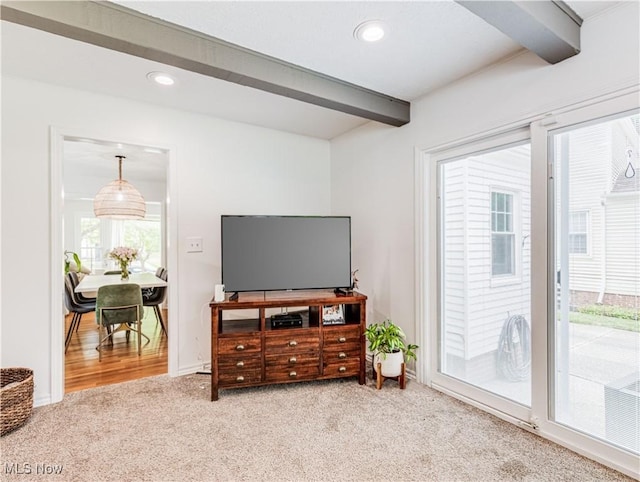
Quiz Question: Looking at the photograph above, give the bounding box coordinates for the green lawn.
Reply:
[569,311,640,332]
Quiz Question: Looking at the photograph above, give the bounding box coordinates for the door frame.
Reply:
[530,92,639,478]
[415,86,639,478]
[427,127,533,425]
[49,126,179,403]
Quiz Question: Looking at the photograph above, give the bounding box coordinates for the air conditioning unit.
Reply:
[605,371,639,453]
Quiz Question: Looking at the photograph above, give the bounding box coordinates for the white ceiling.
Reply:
[1,1,621,185]
[114,0,524,100]
[112,1,620,100]
[2,1,619,140]
[64,138,169,185]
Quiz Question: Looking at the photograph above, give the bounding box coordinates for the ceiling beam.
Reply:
[0,1,410,127]
[456,1,582,64]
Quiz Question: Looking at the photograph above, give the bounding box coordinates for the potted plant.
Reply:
[64,251,82,274]
[364,320,418,378]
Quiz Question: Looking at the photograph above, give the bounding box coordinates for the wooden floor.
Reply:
[64,307,168,393]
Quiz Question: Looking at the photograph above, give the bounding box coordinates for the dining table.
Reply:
[75,272,168,294]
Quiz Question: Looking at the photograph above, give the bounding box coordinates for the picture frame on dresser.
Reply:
[322,304,345,325]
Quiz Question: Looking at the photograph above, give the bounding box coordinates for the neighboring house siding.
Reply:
[442,160,467,359]
[442,146,530,362]
[465,151,530,360]
[564,125,611,293]
[563,115,640,301]
[605,194,640,297]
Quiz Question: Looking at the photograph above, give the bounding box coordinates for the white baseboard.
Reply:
[177,362,210,377]
[34,395,52,408]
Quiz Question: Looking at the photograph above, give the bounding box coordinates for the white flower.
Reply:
[108,246,139,264]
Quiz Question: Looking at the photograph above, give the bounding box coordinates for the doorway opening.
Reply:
[62,137,169,392]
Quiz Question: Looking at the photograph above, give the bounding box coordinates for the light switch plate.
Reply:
[186,236,203,253]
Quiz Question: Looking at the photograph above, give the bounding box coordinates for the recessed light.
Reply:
[147,71,176,86]
[354,20,386,42]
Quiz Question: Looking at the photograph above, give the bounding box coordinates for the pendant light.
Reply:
[93,155,146,219]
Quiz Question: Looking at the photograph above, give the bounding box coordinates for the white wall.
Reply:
[1,77,330,404]
[330,3,639,347]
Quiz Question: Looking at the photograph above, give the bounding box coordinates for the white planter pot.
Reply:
[374,351,404,377]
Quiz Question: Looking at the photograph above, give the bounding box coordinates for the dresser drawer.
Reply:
[218,354,262,386]
[219,369,262,387]
[265,332,319,353]
[218,336,262,355]
[218,355,262,371]
[265,364,320,383]
[323,326,361,350]
[265,352,319,369]
[323,358,361,377]
[322,347,360,364]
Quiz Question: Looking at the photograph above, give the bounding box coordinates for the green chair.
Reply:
[95,283,149,361]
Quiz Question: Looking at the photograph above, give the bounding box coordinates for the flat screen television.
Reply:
[221,215,351,293]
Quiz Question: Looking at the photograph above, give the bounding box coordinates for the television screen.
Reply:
[221,215,351,292]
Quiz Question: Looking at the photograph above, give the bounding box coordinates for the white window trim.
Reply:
[74,211,104,272]
[531,95,639,479]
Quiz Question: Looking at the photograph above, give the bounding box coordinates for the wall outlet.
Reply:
[186,236,203,253]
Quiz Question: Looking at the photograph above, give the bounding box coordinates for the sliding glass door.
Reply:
[551,110,640,455]
[434,137,532,420]
[424,97,639,476]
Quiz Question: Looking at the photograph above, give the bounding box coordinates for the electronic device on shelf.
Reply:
[270,312,303,329]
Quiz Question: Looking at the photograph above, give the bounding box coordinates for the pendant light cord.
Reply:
[116,155,126,181]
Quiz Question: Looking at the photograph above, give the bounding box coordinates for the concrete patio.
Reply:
[479,322,639,453]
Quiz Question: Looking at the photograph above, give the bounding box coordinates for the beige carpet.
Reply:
[0,374,633,481]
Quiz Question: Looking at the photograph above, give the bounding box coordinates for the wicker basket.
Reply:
[1,367,34,436]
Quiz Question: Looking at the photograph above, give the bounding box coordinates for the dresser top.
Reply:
[210,289,366,308]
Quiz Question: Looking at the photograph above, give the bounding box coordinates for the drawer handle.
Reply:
[289,356,297,364]
[236,376,245,382]
[236,360,245,368]
[289,371,297,378]
[288,340,298,347]
[235,344,245,351]
[338,337,347,343]
[338,352,347,359]
[338,366,347,373]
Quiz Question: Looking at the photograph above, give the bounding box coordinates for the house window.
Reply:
[568,211,588,254]
[73,205,163,273]
[491,191,515,276]
[120,216,162,272]
[79,217,102,271]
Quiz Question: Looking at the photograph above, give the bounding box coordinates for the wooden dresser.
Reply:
[210,290,367,400]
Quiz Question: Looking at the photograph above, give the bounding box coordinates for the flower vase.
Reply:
[120,262,130,281]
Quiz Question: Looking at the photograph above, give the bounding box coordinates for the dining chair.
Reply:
[95,283,149,361]
[66,272,96,335]
[67,271,96,307]
[63,276,96,353]
[143,268,168,336]
[141,267,165,297]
